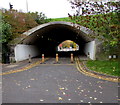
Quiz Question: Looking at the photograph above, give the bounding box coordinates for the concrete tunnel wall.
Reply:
[15,41,96,61]
[14,21,96,61]
[84,41,96,60]
[15,44,39,61]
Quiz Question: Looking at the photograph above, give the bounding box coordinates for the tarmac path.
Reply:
[2,57,119,103]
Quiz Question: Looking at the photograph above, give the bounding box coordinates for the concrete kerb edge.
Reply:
[76,57,119,83]
[82,61,119,79]
[1,58,49,75]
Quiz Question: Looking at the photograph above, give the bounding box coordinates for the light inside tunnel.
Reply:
[57,40,79,52]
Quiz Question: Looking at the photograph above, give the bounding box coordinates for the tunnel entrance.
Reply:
[57,40,79,52]
[15,21,96,61]
[56,40,79,57]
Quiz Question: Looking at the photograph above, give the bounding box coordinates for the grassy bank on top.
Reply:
[49,17,71,22]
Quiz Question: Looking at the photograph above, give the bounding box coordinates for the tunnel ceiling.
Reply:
[21,21,94,46]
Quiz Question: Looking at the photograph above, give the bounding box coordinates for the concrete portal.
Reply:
[15,21,96,61]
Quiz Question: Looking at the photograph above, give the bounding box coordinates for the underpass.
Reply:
[14,21,96,62]
[2,21,119,104]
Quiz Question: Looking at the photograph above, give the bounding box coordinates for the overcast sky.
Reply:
[0,0,74,18]
[0,0,119,18]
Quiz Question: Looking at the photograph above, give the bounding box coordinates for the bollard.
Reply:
[56,53,59,63]
[28,54,31,63]
[71,53,73,63]
[42,54,45,63]
[87,52,90,58]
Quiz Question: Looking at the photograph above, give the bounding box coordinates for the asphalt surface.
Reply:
[2,57,119,103]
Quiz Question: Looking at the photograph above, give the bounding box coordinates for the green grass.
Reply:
[49,17,71,22]
[86,60,119,77]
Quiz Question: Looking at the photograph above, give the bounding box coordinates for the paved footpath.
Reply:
[2,58,119,103]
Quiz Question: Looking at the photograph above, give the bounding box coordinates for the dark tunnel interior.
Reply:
[22,24,89,57]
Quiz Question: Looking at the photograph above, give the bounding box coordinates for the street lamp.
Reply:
[9,3,13,10]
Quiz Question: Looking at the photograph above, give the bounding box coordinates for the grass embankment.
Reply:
[50,17,71,22]
[86,60,119,77]
[50,13,119,34]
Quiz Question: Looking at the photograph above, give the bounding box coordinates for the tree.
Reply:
[0,11,12,63]
[2,9,51,40]
[2,9,38,38]
[68,0,120,54]
[27,12,51,24]
[0,19,12,44]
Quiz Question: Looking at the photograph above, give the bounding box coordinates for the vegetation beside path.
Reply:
[86,60,119,77]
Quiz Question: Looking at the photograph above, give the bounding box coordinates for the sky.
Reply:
[0,0,119,18]
[0,0,74,18]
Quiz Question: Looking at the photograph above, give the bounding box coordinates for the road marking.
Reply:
[75,57,119,83]
[6,65,18,68]
[1,58,49,75]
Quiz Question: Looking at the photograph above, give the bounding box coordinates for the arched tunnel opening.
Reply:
[56,40,80,57]
[57,40,79,52]
[23,24,86,57]
[15,22,96,61]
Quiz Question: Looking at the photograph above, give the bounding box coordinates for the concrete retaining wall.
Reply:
[15,44,39,61]
[84,41,96,60]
